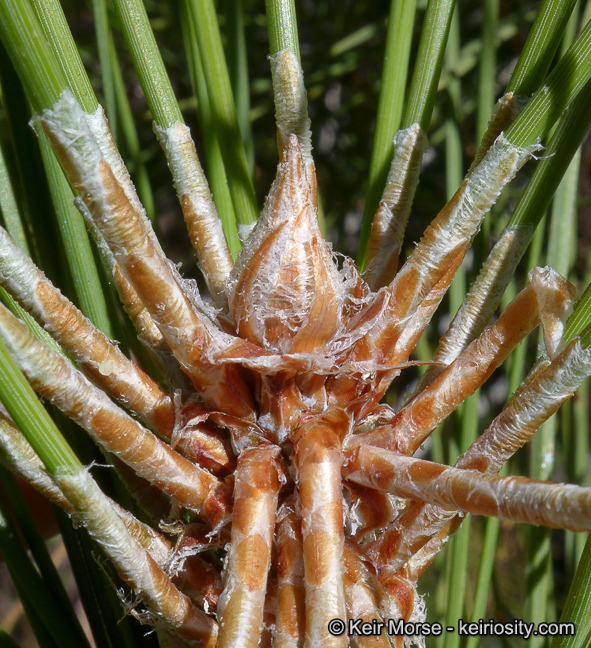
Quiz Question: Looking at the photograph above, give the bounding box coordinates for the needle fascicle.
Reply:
[345,446,591,531]
[343,543,391,648]
[57,467,219,647]
[0,224,176,436]
[358,337,591,579]
[39,90,255,419]
[350,267,575,454]
[349,132,541,381]
[156,121,234,310]
[270,50,315,197]
[0,303,231,528]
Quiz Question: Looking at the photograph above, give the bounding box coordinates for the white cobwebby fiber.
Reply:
[86,105,147,220]
[0,225,44,315]
[270,50,313,164]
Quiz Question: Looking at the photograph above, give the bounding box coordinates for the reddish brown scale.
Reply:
[174,556,224,612]
[176,522,231,551]
[176,425,235,477]
[295,373,328,414]
[258,374,308,439]
[175,404,236,477]
[343,544,391,648]
[379,571,416,622]
[344,482,395,541]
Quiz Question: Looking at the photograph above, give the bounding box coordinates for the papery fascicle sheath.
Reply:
[365,337,591,576]
[274,497,306,648]
[155,121,233,310]
[363,123,427,290]
[0,413,72,512]
[0,411,221,609]
[270,50,314,193]
[295,412,348,648]
[343,543,391,648]
[468,92,523,172]
[352,267,575,454]
[216,445,283,647]
[354,133,541,371]
[345,447,591,531]
[76,202,186,385]
[416,224,535,389]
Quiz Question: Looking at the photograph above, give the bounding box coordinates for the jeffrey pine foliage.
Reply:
[0,1,590,647]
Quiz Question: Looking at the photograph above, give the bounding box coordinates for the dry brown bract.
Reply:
[0,50,590,648]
